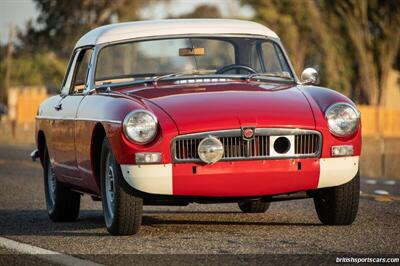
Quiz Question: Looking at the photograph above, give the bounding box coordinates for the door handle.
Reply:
[54,103,62,111]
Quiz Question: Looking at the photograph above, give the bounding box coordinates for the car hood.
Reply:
[126,82,316,134]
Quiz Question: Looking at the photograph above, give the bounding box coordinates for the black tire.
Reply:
[43,146,80,222]
[100,138,143,235]
[238,200,270,213]
[313,171,360,225]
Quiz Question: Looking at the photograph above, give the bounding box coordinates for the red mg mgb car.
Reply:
[32,19,361,235]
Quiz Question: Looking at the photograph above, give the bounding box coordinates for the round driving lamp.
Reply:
[197,137,224,164]
[123,110,158,144]
[325,103,360,137]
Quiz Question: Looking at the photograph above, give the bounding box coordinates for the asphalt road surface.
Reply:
[0,144,399,265]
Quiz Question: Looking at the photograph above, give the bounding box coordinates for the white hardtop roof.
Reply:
[75,19,278,48]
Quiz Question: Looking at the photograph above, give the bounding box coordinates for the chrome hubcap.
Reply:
[105,154,116,220]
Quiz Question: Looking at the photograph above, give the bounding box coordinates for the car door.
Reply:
[51,48,93,183]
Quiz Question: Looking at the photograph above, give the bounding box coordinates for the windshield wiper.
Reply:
[94,71,213,92]
[95,70,292,92]
[247,72,292,81]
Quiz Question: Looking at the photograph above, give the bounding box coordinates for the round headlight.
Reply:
[325,103,360,137]
[198,137,224,164]
[123,110,158,144]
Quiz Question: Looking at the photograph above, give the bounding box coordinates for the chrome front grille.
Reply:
[220,135,269,158]
[295,134,319,154]
[172,128,322,163]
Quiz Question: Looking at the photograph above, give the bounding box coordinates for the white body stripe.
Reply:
[318,156,359,188]
[120,156,359,195]
[120,164,173,195]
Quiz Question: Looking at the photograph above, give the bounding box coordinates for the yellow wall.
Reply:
[383,70,400,108]
[358,105,400,137]
[8,87,48,124]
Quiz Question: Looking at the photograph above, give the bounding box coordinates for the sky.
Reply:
[0,0,37,43]
[0,0,253,44]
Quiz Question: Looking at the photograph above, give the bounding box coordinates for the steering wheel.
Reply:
[216,64,257,74]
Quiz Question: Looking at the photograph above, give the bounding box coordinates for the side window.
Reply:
[61,51,79,95]
[260,42,290,73]
[72,49,93,94]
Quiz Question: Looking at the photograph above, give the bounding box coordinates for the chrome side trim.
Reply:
[35,116,121,124]
[172,128,322,163]
[35,116,75,121]
[79,118,121,124]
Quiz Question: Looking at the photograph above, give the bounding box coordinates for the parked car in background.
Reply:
[32,19,361,235]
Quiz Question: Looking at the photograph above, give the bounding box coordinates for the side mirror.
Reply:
[301,67,319,85]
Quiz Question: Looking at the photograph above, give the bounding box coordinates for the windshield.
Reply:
[95,37,292,85]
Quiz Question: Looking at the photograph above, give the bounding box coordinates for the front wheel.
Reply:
[313,171,360,225]
[100,138,143,235]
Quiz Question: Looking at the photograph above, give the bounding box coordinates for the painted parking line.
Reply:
[373,189,390,195]
[0,237,103,266]
[365,179,378,185]
[383,180,397,185]
[361,193,400,202]
[364,179,398,186]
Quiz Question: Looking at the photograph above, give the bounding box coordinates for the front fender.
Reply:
[298,85,362,158]
[77,93,178,165]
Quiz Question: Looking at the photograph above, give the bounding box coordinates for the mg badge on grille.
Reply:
[242,127,255,140]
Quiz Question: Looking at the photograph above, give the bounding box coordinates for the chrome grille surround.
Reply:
[172,128,322,163]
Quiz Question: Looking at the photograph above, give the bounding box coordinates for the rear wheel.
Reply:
[238,200,270,213]
[313,171,360,225]
[100,138,143,235]
[44,146,80,222]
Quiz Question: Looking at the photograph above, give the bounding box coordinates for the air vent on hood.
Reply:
[174,78,233,84]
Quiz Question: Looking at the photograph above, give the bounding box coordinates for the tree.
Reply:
[173,4,222,19]
[332,0,400,105]
[242,0,400,105]
[6,0,162,89]
[18,0,159,59]
[241,0,354,95]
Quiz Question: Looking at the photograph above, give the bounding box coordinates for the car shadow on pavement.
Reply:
[141,216,322,227]
[0,209,322,237]
[0,209,107,237]
[144,210,244,214]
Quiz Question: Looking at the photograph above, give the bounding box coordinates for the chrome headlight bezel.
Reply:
[122,110,158,144]
[325,102,360,137]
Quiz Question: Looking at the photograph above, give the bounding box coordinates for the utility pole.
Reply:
[2,24,15,107]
